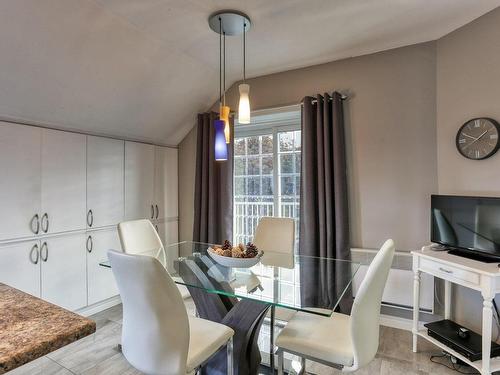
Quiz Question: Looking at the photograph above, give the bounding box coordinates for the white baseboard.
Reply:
[380,313,418,331]
[76,295,121,317]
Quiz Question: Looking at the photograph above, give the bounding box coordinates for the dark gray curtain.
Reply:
[299,92,352,313]
[193,112,233,244]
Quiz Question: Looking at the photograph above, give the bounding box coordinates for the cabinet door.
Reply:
[0,122,41,240]
[40,233,87,311]
[125,141,155,221]
[157,220,178,274]
[87,229,120,305]
[0,240,41,297]
[154,146,178,220]
[41,129,86,234]
[87,136,124,228]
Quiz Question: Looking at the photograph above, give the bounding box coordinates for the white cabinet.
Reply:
[0,122,41,240]
[125,141,155,221]
[41,129,87,234]
[40,233,87,311]
[0,240,41,297]
[154,146,178,220]
[87,136,124,228]
[87,229,120,305]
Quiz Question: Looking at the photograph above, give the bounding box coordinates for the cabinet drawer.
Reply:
[420,258,480,285]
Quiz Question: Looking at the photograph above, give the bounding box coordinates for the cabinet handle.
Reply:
[150,205,155,219]
[29,244,39,265]
[438,267,453,274]
[86,235,93,253]
[155,204,159,219]
[87,209,94,227]
[31,214,40,234]
[41,213,49,233]
[40,242,48,262]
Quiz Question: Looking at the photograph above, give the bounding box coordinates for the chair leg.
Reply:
[277,349,284,375]
[227,337,234,375]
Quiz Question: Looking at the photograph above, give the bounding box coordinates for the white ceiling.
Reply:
[0,0,499,145]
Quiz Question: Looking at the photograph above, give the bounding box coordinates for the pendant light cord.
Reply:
[223,31,226,106]
[243,21,246,82]
[219,17,222,106]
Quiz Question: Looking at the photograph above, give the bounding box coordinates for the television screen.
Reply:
[431,195,500,260]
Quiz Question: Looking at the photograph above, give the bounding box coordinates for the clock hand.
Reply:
[461,133,478,140]
[463,130,488,149]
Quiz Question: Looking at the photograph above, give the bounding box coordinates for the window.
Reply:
[233,108,301,247]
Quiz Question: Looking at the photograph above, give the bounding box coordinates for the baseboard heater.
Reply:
[351,248,434,313]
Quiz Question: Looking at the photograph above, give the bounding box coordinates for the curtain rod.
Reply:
[300,94,348,106]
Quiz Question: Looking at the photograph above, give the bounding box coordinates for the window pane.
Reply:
[234,157,246,176]
[248,156,260,175]
[262,177,273,195]
[235,177,246,195]
[235,138,246,155]
[295,153,301,173]
[248,177,261,196]
[262,156,273,175]
[281,176,295,196]
[280,154,294,174]
[247,136,260,155]
[279,132,294,152]
[294,131,301,151]
[262,135,273,153]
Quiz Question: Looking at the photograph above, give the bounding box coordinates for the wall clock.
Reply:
[456,118,500,160]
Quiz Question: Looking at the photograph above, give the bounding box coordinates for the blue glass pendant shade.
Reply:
[214,119,228,161]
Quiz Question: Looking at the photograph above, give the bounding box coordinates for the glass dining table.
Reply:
[100,241,360,374]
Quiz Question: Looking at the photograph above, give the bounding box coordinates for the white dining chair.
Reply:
[253,217,297,323]
[254,217,296,269]
[275,239,396,374]
[108,250,234,375]
[118,219,190,299]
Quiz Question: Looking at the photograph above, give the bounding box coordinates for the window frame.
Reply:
[234,106,301,243]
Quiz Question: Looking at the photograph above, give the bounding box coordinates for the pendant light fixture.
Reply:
[238,21,251,124]
[221,30,231,143]
[214,16,228,161]
[209,11,252,154]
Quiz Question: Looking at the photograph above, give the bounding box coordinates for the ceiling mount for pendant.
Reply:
[208,11,251,36]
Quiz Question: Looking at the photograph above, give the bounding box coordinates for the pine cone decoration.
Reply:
[245,242,259,258]
[221,240,232,251]
[222,249,232,257]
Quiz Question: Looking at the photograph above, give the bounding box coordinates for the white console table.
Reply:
[412,246,500,375]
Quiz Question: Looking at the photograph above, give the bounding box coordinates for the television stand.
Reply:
[447,249,500,263]
[412,245,500,374]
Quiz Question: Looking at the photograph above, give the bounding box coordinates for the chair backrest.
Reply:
[253,217,295,268]
[108,250,189,375]
[118,219,166,268]
[347,239,395,371]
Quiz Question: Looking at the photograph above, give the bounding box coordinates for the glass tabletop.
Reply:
[100,241,360,317]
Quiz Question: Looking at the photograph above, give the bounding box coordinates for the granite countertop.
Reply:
[0,283,96,374]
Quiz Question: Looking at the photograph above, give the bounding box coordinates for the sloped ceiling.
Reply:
[0,0,499,145]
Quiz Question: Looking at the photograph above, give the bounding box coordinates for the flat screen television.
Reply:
[431,195,500,262]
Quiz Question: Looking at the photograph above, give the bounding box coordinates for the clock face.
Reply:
[456,118,500,160]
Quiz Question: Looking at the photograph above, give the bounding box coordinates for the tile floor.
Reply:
[9,300,486,375]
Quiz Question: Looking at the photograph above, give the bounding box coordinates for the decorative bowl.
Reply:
[207,247,262,268]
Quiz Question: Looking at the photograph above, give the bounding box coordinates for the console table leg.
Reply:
[482,295,493,375]
[444,280,451,320]
[412,269,421,353]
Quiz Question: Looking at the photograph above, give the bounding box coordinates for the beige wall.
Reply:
[179,42,438,251]
[436,7,500,334]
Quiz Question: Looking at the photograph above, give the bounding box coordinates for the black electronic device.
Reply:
[425,319,500,361]
[431,195,500,262]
